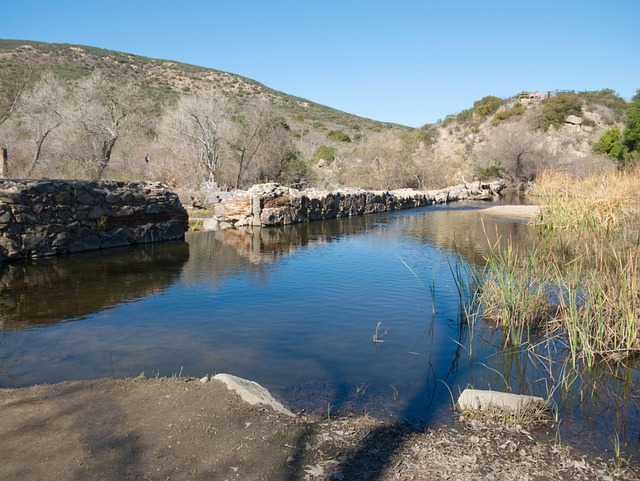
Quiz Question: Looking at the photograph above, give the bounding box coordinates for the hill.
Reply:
[0,39,631,200]
[0,39,399,131]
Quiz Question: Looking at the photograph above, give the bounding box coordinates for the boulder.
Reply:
[565,115,582,125]
[458,388,545,412]
[213,373,295,417]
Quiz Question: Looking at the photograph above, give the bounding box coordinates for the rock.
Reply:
[457,388,545,412]
[199,375,209,383]
[213,373,295,417]
[202,218,219,230]
[205,182,506,230]
[565,115,582,125]
[0,179,188,262]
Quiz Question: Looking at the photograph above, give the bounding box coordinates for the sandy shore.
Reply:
[478,205,541,220]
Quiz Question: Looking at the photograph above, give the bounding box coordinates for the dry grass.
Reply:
[532,170,640,234]
[476,170,640,365]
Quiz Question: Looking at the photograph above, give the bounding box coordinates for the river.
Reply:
[0,202,638,455]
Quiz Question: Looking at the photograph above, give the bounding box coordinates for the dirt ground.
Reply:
[0,376,637,481]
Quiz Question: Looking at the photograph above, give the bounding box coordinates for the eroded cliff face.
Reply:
[206,181,506,230]
[0,179,189,262]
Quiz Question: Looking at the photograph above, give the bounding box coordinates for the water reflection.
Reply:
[0,242,189,329]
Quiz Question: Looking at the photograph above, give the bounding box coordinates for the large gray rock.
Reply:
[213,373,295,417]
[458,388,545,412]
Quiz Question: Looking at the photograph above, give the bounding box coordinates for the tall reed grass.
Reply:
[476,170,640,366]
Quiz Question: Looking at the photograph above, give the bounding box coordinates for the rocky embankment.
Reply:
[0,179,188,263]
[206,180,506,230]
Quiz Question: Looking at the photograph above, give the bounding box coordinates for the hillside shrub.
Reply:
[492,104,526,125]
[578,89,627,121]
[327,130,351,142]
[538,93,583,130]
[622,89,640,156]
[473,96,502,117]
[312,145,337,163]
[456,108,474,124]
[593,127,624,159]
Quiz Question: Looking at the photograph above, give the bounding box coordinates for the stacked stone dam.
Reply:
[0,179,189,263]
[208,180,506,230]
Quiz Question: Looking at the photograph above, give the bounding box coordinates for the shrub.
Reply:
[327,130,351,142]
[473,96,502,117]
[622,89,640,155]
[476,163,506,180]
[538,93,583,130]
[492,104,526,125]
[593,127,624,159]
[577,89,627,121]
[312,145,337,163]
[456,108,474,124]
[400,129,430,146]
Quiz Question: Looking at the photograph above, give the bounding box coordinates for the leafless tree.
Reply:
[19,73,67,177]
[475,122,550,182]
[62,71,147,179]
[340,131,423,189]
[0,69,30,128]
[254,119,299,183]
[226,99,272,189]
[158,90,230,185]
[0,67,32,178]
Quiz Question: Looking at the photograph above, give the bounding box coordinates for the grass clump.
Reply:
[533,171,640,366]
[474,239,554,345]
[475,170,640,366]
[458,398,550,430]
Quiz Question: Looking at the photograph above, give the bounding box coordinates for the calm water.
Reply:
[1,203,638,454]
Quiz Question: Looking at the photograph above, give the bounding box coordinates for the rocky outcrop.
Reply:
[206,181,506,230]
[0,179,189,263]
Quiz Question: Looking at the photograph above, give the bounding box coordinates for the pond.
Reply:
[1,203,638,455]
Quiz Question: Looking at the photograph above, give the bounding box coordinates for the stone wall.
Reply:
[206,181,506,230]
[0,179,189,263]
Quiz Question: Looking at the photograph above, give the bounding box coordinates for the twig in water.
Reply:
[372,321,388,343]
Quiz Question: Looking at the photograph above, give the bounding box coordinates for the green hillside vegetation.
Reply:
[0,39,637,201]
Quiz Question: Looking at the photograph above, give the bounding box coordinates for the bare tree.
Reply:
[340,130,422,190]
[158,90,230,185]
[0,67,31,178]
[0,69,30,128]
[226,99,272,189]
[62,71,147,179]
[254,118,299,183]
[475,122,550,183]
[19,73,66,177]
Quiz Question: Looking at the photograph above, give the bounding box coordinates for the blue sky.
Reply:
[3,1,639,127]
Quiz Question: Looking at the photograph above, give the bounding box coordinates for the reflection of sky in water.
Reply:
[0,203,638,454]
